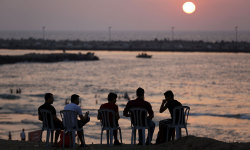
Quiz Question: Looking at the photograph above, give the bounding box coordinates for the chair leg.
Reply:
[110,130,113,146]
[185,127,188,136]
[176,127,181,139]
[147,129,151,144]
[51,130,54,145]
[101,130,103,144]
[131,129,133,145]
[119,128,122,144]
[142,128,145,146]
[133,129,136,144]
[106,130,110,145]
[46,130,50,148]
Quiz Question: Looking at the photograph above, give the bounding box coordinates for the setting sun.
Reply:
[182,2,196,14]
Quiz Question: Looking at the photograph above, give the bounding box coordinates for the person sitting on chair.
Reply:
[123,87,155,145]
[64,94,90,148]
[38,93,63,145]
[156,90,182,144]
[97,92,121,145]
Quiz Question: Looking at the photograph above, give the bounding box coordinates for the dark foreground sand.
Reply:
[0,136,249,150]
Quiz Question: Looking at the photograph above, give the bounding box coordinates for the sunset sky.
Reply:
[0,0,250,31]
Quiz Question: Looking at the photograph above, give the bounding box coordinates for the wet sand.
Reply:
[0,136,249,150]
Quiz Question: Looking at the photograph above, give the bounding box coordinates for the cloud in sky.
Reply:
[0,0,250,31]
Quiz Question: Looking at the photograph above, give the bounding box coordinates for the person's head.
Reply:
[71,94,80,105]
[107,92,117,103]
[44,93,54,104]
[136,87,144,98]
[164,90,174,100]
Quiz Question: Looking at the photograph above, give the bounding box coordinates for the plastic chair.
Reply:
[60,110,85,149]
[129,108,150,145]
[98,109,122,146]
[166,106,190,141]
[39,109,60,148]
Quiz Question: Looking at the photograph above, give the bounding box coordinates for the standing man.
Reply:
[97,92,121,145]
[123,87,155,145]
[20,129,26,141]
[64,94,90,148]
[38,93,63,145]
[156,90,182,144]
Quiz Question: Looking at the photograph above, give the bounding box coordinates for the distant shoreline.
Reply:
[0,38,250,53]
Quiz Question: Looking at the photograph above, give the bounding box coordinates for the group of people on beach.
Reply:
[38,87,182,147]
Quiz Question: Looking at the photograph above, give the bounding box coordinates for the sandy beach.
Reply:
[0,136,249,150]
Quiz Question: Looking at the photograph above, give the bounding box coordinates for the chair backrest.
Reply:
[172,106,190,127]
[40,109,55,130]
[129,108,148,128]
[98,109,118,128]
[60,110,80,131]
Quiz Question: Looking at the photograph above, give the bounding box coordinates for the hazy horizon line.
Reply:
[1,29,250,32]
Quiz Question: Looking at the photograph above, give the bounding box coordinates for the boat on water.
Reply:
[136,53,152,58]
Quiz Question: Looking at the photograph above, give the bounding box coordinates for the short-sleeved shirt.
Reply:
[99,103,119,126]
[64,103,83,116]
[100,103,118,113]
[38,103,58,127]
[165,99,182,119]
[123,98,154,119]
[38,103,56,120]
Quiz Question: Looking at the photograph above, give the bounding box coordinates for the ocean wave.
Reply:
[0,94,20,100]
[190,113,250,120]
[21,119,41,125]
[28,94,45,98]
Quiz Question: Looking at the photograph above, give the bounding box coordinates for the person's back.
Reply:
[165,99,182,120]
[123,87,155,145]
[156,90,182,144]
[63,94,90,148]
[38,93,63,145]
[98,92,121,145]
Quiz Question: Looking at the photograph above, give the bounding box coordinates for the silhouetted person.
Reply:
[123,87,155,145]
[124,92,130,100]
[64,94,90,148]
[38,93,63,145]
[10,89,13,94]
[8,131,12,140]
[156,90,182,144]
[20,128,26,141]
[97,92,121,145]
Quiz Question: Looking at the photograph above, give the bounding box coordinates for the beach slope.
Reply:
[0,136,249,150]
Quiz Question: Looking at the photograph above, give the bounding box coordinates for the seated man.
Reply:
[64,94,90,148]
[123,87,155,145]
[97,92,121,145]
[156,90,182,144]
[38,93,63,145]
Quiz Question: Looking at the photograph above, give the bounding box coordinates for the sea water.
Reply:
[0,50,249,143]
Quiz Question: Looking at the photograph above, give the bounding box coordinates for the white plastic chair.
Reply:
[166,106,190,141]
[39,109,60,148]
[98,109,122,146]
[60,110,85,149]
[129,108,150,145]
